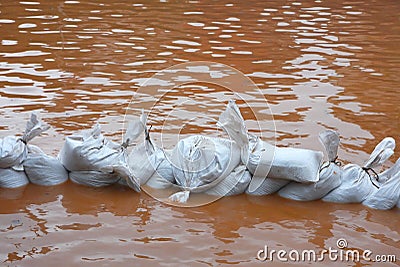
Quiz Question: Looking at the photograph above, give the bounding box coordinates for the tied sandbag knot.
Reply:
[331,156,342,166]
[319,156,341,173]
[362,167,380,189]
[18,138,27,145]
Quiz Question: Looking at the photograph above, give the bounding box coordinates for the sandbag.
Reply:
[59,114,145,192]
[0,113,50,188]
[218,100,323,195]
[262,146,323,182]
[0,113,49,169]
[245,177,289,196]
[128,128,161,186]
[23,145,68,186]
[69,170,120,187]
[322,137,395,203]
[145,150,176,189]
[125,113,176,189]
[168,135,241,203]
[0,136,26,169]
[0,167,29,188]
[363,158,400,210]
[205,165,252,196]
[278,130,342,201]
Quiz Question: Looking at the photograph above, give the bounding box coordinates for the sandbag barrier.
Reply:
[0,103,399,210]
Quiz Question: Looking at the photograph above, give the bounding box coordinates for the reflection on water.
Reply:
[0,0,399,266]
[0,182,399,266]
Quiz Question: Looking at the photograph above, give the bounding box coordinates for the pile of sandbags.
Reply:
[126,106,251,203]
[322,137,395,203]
[1,104,399,211]
[216,100,399,210]
[0,114,68,188]
[217,100,323,196]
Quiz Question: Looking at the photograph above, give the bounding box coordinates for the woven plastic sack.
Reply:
[145,149,176,189]
[0,113,50,188]
[59,114,144,191]
[0,113,49,169]
[363,158,400,210]
[205,165,252,196]
[23,145,68,186]
[322,137,395,203]
[69,170,119,187]
[0,168,29,188]
[168,135,241,203]
[278,130,342,201]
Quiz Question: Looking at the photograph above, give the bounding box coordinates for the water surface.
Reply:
[0,0,399,266]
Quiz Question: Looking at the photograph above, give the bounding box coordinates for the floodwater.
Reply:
[0,0,399,266]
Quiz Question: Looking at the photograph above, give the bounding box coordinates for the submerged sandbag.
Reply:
[322,137,396,203]
[126,112,176,189]
[23,145,68,186]
[70,170,120,187]
[363,158,400,210]
[168,135,241,203]
[205,165,252,196]
[245,177,289,196]
[0,136,26,169]
[0,113,50,169]
[0,168,29,188]
[278,130,342,201]
[145,150,176,189]
[244,135,290,196]
[128,125,161,185]
[218,100,323,195]
[59,114,144,191]
[0,113,50,188]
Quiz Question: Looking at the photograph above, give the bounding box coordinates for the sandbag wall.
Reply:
[1,104,399,211]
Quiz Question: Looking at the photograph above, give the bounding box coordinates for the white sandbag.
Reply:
[0,168,29,188]
[322,137,395,203]
[126,113,176,189]
[59,124,123,171]
[218,100,323,195]
[245,177,289,195]
[0,136,26,169]
[375,156,400,185]
[205,165,252,196]
[128,129,160,185]
[145,150,176,189]
[263,146,323,182]
[23,145,68,186]
[59,115,144,192]
[60,124,132,188]
[69,170,120,187]
[363,158,400,210]
[0,113,49,169]
[278,130,342,201]
[168,135,241,203]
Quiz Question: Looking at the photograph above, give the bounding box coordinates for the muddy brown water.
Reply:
[0,0,399,266]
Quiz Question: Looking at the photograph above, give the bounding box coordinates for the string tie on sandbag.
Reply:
[362,167,380,189]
